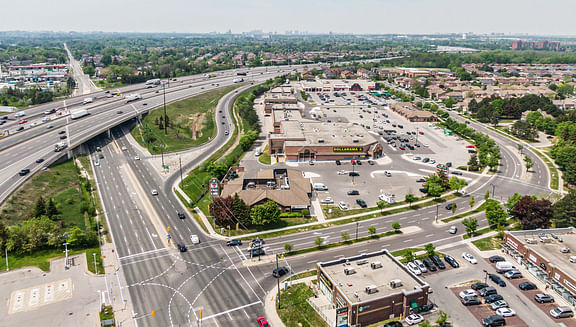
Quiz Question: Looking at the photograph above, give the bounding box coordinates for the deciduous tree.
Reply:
[511,196,553,230]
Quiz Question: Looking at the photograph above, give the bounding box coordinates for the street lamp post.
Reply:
[63,242,70,269]
[276,254,281,309]
[435,204,439,223]
[93,253,98,274]
[162,83,167,136]
[179,155,183,186]
[490,183,496,199]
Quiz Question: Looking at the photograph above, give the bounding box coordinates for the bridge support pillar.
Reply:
[106,129,111,139]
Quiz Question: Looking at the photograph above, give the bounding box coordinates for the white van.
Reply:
[313,183,328,191]
[495,261,516,273]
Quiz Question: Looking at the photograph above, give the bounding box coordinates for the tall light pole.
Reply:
[162,83,167,136]
[63,242,70,269]
[93,253,98,274]
[5,247,8,272]
[435,204,439,223]
[276,254,281,309]
[179,155,183,186]
[490,183,496,199]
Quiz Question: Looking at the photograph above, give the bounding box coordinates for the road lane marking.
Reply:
[201,301,261,321]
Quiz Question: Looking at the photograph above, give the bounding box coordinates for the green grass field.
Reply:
[0,246,103,273]
[52,187,86,229]
[278,284,328,327]
[131,85,239,153]
[472,236,502,251]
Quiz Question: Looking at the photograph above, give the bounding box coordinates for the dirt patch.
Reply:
[187,112,205,140]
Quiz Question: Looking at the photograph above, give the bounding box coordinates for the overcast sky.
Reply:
[1,0,573,35]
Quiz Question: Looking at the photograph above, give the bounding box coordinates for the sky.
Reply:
[1,0,574,35]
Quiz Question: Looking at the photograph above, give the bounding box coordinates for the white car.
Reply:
[429,159,436,164]
[384,171,392,177]
[337,170,347,175]
[134,156,140,160]
[190,235,200,244]
[151,189,158,196]
[121,146,127,151]
[496,307,516,317]
[320,197,334,204]
[462,252,478,264]
[338,201,348,210]
[414,259,427,273]
[94,160,100,166]
[405,314,424,326]
[423,143,430,147]
[406,262,422,275]
[458,289,477,299]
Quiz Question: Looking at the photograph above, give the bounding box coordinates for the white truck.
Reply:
[82,98,93,105]
[233,78,244,83]
[125,94,142,103]
[70,109,89,120]
[54,141,67,152]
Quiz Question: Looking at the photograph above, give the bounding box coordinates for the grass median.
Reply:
[278,283,327,327]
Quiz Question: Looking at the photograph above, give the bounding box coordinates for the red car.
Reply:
[399,146,405,150]
[18,120,27,124]
[257,316,270,327]
[419,131,424,135]
[351,160,356,165]
[466,145,475,149]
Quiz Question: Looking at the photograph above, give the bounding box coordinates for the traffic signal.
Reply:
[152,310,155,317]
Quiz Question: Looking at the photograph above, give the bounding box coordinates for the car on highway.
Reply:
[461,295,482,306]
[151,189,158,196]
[190,235,200,244]
[121,146,127,151]
[444,255,460,268]
[226,239,242,246]
[519,282,537,290]
[59,135,67,139]
[16,126,24,131]
[18,120,27,124]
[177,243,187,252]
[134,156,140,160]
[484,294,504,304]
[405,314,424,326]
[257,316,270,327]
[338,202,349,210]
[58,130,66,134]
[445,203,453,210]
[177,212,186,219]
[250,248,265,257]
[356,199,367,208]
[489,256,505,263]
[35,158,44,163]
[496,308,516,317]
[534,293,554,303]
[489,274,507,287]
[459,289,477,299]
[99,154,104,159]
[18,168,30,176]
[471,282,489,290]
[347,190,360,196]
[452,171,463,176]
[117,110,123,114]
[416,178,426,182]
[462,252,478,264]
[337,170,347,175]
[273,266,289,278]
[46,125,54,129]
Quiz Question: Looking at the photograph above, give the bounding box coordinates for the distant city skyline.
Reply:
[1,0,574,36]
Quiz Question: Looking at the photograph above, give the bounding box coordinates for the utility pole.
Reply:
[276,254,281,309]
[435,204,439,223]
[160,145,165,170]
[63,242,70,269]
[5,248,8,271]
[179,155,184,186]
[490,183,496,199]
[93,253,98,274]
[163,83,167,136]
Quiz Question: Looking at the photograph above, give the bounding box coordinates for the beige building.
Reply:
[390,103,438,122]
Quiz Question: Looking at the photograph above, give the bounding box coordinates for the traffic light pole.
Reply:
[276,254,281,309]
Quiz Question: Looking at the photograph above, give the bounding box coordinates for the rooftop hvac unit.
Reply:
[344,267,356,275]
[371,261,382,269]
[390,279,403,288]
[353,139,359,143]
[365,285,378,294]
[318,139,324,143]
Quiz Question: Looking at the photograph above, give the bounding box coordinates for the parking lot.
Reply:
[421,244,573,327]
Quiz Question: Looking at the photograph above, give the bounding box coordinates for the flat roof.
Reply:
[270,121,378,147]
[509,229,576,280]
[318,250,427,304]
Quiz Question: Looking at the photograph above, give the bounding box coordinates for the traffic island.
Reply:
[99,305,116,327]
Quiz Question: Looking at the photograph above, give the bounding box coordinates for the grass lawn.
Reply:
[99,305,115,325]
[277,283,328,327]
[225,216,317,237]
[472,236,502,251]
[52,187,86,229]
[0,246,104,274]
[291,270,317,280]
[258,145,271,165]
[0,160,80,225]
[131,85,239,153]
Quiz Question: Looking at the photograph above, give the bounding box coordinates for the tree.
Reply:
[484,189,491,201]
[209,196,235,226]
[424,243,436,257]
[419,321,432,327]
[505,192,523,213]
[427,182,444,198]
[451,203,457,214]
[392,221,401,232]
[462,218,479,237]
[376,200,388,213]
[284,243,293,252]
[404,194,417,208]
[314,236,324,248]
[46,198,58,219]
[403,249,415,263]
[469,196,475,208]
[524,155,534,172]
[251,200,281,225]
[0,220,8,250]
[232,194,251,226]
[553,190,576,227]
[368,226,377,238]
[511,196,553,230]
[341,232,350,243]
[101,54,113,67]
[33,196,46,218]
[436,310,449,325]
[449,177,466,193]
[485,200,508,228]
[468,154,480,171]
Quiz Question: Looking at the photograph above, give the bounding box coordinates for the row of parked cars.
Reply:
[406,253,469,276]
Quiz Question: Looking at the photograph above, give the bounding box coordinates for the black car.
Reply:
[489,274,507,287]
[489,256,505,263]
[58,130,66,134]
[356,160,362,165]
[471,282,489,291]
[177,243,187,252]
[444,255,460,268]
[250,248,265,257]
[519,282,537,291]
[461,296,482,306]
[384,322,402,327]
[422,258,437,272]
[484,294,504,304]
[335,160,341,165]
[177,212,186,219]
[347,190,360,196]
[534,293,555,303]
[16,126,24,131]
[99,154,104,159]
[416,178,426,182]
[349,171,359,177]
[273,266,289,278]
[356,199,367,208]
[430,255,446,269]
[445,203,453,210]
[419,188,428,194]
[482,315,505,327]
[35,158,44,163]
[117,110,123,114]
[226,239,242,246]
[18,168,30,176]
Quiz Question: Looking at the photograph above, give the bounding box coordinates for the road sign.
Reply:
[209,178,219,197]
